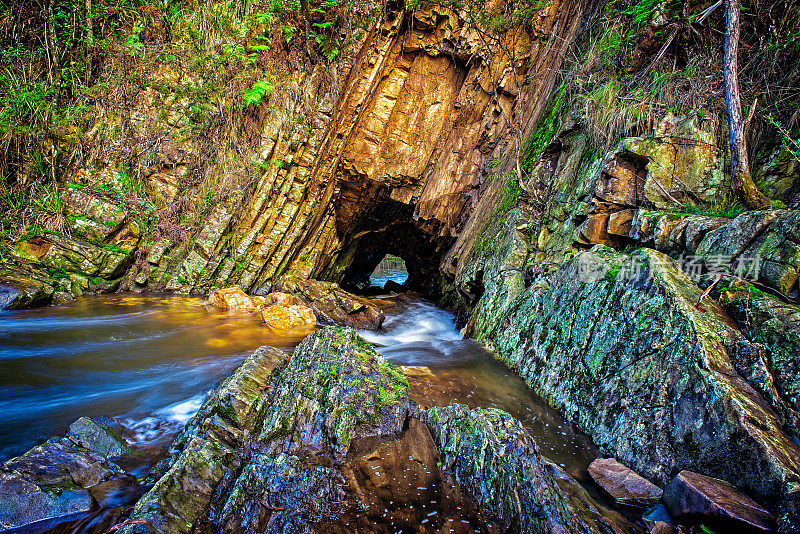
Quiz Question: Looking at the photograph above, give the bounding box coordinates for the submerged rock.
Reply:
[642,504,673,530]
[260,302,317,330]
[588,458,662,508]
[663,470,774,533]
[425,404,628,534]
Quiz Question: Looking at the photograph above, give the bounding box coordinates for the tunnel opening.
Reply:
[321,195,451,298]
[336,219,446,296]
[369,255,409,290]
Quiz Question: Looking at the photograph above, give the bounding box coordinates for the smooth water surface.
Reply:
[0,294,309,461]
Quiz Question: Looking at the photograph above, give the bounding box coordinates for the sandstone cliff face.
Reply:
[0,1,587,304]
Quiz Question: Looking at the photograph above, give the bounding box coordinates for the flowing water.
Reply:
[0,294,309,461]
[0,292,599,529]
[360,297,598,477]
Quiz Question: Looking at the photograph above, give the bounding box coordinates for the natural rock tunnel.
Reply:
[319,197,452,297]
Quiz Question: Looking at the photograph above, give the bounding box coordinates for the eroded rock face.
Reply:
[2,0,588,304]
[473,246,800,520]
[722,289,800,427]
[425,404,628,534]
[697,210,800,296]
[0,273,54,310]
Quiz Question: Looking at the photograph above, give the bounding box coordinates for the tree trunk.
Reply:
[85,0,93,86]
[46,0,62,108]
[724,0,769,209]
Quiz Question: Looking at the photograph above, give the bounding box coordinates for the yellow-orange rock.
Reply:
[208,287,265,311]
[261,303,316,330]
[267,291,303,307]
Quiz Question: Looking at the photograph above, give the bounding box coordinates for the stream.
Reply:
[0,292,600,525]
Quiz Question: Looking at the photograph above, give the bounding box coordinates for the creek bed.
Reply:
[0,293,601,532]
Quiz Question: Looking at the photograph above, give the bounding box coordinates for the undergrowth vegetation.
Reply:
[0,0,376,244]
[556,0,800,153]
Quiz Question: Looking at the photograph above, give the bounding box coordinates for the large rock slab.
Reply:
[475,246,800,527]
[663,471,774,533]
[122,345,286,534]
[588,457,662,507]
[121,327,411,533]
[425,404,629,534]
[0,470,92,531]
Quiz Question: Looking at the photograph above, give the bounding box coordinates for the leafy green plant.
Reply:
[243,79,274,106]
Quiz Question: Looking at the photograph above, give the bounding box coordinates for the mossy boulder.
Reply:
[474,246,800,528]
[122,327,410,533]
[425,404,629,533]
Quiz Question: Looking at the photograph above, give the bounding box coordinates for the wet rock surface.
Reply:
[425,404,630,534]
[663,470,774,533]
[0,273,55,310]
[260,302,317,330]
[721,285,800,434]
[67,417,133,459]
[587,458,662,508]
[286,279,389,330]
[207,286,266,311]
[473,245,800,527]
[0,418,140,532]
[95,327,630,534]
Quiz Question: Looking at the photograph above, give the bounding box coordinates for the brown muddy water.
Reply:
[0,293,601,532]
